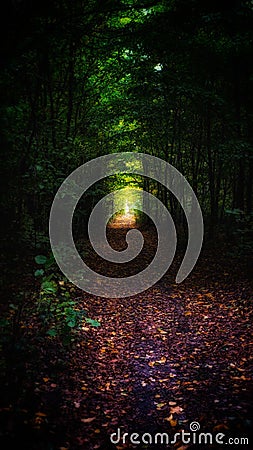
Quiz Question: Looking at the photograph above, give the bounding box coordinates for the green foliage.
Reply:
[85,318,101,327]
[41,280,58,294]
[34,269,44,277]
[34,254,100,344]
[1,0,253,315]
[35,255,47,265]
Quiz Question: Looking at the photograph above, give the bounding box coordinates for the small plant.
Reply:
[34,253,100,344]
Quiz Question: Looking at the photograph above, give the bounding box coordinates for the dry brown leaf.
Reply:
[81,417,96,423]
[164,414,177,426]
[170,406,183,414]
[159,356,167,363]
[35,412,47,417]
[148,361,155,367]
[213,424,229,432]
[169,419,178,427]
[164,414,173,421]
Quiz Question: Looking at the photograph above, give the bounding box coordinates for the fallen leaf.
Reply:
[169,419,178,427]
[155,402,167,410]
[170,406,183,414]
[81,417,96,423]
[164,414,173,421]
[157,328,167,334]
[164,414,178,426]
[158,356,166,363]
[213,424,229,432]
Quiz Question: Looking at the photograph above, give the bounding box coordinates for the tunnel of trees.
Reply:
[0,1,253,449]
[1,0,253,246]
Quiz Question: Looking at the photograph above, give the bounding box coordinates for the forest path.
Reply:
[1,228,252,450]
[57,227,252,449]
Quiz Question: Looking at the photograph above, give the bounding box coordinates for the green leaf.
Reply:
[47,328,57,337]
[9,303,18,310]
[41,280,57,294]
[35,269,44,277]
[85,318,101,327]
[45,254,55,269]
[43,273,54,282]
[67,319,76,327]
[35,255,47,265]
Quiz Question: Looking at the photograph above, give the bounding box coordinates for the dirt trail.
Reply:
[1,228,252,450]
[60,228,253,449]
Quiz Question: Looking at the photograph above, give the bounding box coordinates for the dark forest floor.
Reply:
[0,227,253,450]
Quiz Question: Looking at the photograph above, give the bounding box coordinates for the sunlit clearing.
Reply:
[109,208,136,229]
[108,188,141,229]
